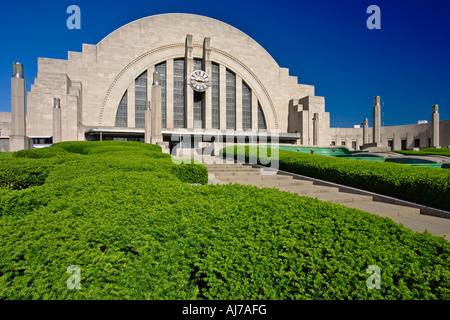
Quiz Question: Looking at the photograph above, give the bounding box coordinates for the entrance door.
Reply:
[388,140,394,150]
[401,139,407,150]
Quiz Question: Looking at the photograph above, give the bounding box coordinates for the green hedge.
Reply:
[52,141,163,155]
[0,142,449,299]
[0,152,13,158]
[5,142,207,187]
[13,147,68,159]
[171,163,208,185]
[0,159,50,190]
[223,146,450,211]
[392,148,450,157]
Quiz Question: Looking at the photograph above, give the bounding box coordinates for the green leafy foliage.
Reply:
[52,141,163,155]
[392,148,450,157]
[0,152,13,158]
[13,147,68,159]
[0,159,50,190]
[223,146,450,211]
[0,142,449,300]
[170,163,208,185]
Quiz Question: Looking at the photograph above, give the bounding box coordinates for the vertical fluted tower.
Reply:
[431,104,440,148]
[313,113,319,146]
[52,98,62,143]
[363,118,369,144]
[10,62,28,151]
[151,72,162,144]
[145,101,152,144]
[372,96,381,144]
[185,34,194,129]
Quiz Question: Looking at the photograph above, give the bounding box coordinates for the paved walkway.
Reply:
[204,159,450,240]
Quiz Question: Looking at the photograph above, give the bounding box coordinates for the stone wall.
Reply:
[329,119,450,150]
[0,138,9,152]
[26,13,325,140]
[0,112,11,137]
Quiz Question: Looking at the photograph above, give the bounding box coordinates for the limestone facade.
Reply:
[329,119,450,150]
[0,112,11,137]
[23,13,321,143]
[0,13,448,151]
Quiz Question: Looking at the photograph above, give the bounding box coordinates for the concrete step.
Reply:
[217,175,293,181]
[209,170,261,176]
[302,192,373,204]
[385,214,450,238]
[204,163,243,168]
[344,201,420,217]
[206,166,255,172]
[221,179,314,187]
[277,184,340,194]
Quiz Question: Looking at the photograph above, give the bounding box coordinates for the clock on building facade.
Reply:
[189,70,210,92]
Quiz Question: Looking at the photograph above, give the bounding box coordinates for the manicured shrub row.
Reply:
[170,163,208,185]
[0,142,449,299]
[222,146,450,211]
[14,147,68,159]
[1,142,207,188]
[0,159,50,190]
[53,141,163,155]
[0,152,13,158]
[392,148,450,157]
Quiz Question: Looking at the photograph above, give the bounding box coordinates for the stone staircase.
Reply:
[205,161,450,238]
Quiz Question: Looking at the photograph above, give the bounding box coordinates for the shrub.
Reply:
[0,178,449,300]
[52,141,162,155]
[0,152,13,158]
[170,163,208,185]
[14,147,68,159]
[46,142,207,185]
[0,142,449,300]
[0,159,50,190]
[392,148,450,157]
[223,146,450,211]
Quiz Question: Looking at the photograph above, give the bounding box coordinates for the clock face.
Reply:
[189,70,210,92]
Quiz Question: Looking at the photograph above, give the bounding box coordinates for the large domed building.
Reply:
[0,13,448,152]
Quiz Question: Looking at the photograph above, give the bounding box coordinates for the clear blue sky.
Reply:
[0,0,449,127]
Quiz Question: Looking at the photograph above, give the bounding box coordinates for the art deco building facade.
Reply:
[0,13,448,152]
[26,13,326,147]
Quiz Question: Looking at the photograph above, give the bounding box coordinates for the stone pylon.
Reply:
[151,72,162,144]
[9,62,29,151]
[373,96,381,144]
[363,118,369,145]
[145,101,152,144]
[312,113,319,146]
[53,98,62,144]
[431,104,440,148]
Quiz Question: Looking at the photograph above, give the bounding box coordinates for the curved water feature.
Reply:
[277,146,447,168]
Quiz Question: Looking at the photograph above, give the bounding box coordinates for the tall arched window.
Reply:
[258,103,267,131]
[242,82,252,131]
[226,69,236,130]
[115,91,127,127]
[211,63,220,129]
[113,60,270,132]
[135,71,147,128]
[155,62,166,128]
[173,58,185,128]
